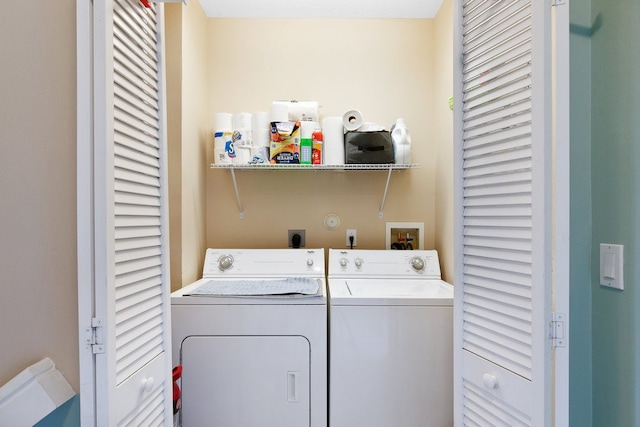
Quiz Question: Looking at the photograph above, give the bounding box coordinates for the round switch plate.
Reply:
[323,213,341,230]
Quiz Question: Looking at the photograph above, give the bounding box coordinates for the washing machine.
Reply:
[171,248,327,427]
[327,249,453,427]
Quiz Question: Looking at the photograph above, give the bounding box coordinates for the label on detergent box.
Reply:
[270,121,300,164]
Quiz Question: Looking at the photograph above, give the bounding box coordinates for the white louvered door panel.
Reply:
[89,0,173,425]
[453,0,553,425]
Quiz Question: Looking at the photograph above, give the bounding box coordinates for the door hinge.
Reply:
[549,312,566,347]
[85,317,105,354]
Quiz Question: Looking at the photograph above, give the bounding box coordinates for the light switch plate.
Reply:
[600,243,624,290]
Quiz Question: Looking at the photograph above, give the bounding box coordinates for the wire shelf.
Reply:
[210,163,419,171]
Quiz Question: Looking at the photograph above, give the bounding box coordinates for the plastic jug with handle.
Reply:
[391,118,412,165]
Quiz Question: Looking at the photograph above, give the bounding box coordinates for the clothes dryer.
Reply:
[172,248,327,427]
[328,249,453,427]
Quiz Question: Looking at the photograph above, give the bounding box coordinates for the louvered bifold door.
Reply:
[93,0,173,424]
[453,0,552,425]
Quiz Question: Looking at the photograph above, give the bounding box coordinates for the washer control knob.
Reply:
[354,258,363,268]
[340,258,348,267]
[218,255,234,271]
[410,256,425,272]
[307,258,314,267]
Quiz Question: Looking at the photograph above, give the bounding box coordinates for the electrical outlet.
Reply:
[288,229,306,248]
[346,229,357,247]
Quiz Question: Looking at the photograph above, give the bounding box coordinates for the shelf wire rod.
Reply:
[229,167,244,219]
[378,166,393,218]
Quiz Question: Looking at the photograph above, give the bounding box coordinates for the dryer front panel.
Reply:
[180,335,310,426]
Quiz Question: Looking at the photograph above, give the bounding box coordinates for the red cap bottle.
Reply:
[312,129,323,165]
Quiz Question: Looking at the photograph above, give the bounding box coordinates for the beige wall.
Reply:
[202,17,452,266]
[178,3,211,287]
[166,1,211,290]
[0,0,79,389]
[166,5,184,291]
[433,0,454,282]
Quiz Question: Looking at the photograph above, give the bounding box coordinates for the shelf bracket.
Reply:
[378,166,393,218]
[211,163,417,219]
[229,167,244,219]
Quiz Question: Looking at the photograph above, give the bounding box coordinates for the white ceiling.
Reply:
[198,0,445,19]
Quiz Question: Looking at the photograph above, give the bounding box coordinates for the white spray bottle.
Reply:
[391,118,412,165]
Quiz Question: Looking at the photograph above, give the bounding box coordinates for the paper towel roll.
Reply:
[288,101,319,122]
[322,116,345,165]
[233,112,252,131]
[234,146,252,165]
[214,112,233,131]
[252,128,271,147]
[271,100,320,122]
[300,121,319,139]
[252,111,269,130]
[269,103,289,122]
[343,109,363,131]
[235,129,252,146]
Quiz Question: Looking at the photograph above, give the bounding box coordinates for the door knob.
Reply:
[482,373,498,390]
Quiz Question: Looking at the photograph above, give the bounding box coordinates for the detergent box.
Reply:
[270,121,300,164]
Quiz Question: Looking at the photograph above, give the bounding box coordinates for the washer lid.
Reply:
[329,278,453,306]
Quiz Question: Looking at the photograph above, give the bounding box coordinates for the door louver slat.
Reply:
[460,0,534,397]
[463,265,532,289]
[118,382,165,427]
[111,0,166,396]
[463,380,530,427]
[463,306,531,337]
[85,0,170,422]
[456,0,558,420]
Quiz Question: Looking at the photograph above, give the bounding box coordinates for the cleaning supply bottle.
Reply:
[299,121,314,164]
[312,128,323,164]
[300,137,312,164]
[391,118,412,165]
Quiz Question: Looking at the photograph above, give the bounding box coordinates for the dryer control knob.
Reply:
[354,258,363,268]
[340,258,348,267]
[307,258,314,267]
[218,255,234,271]
[410,256,425,272]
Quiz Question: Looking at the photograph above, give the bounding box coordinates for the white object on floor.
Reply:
[0,357,75,427]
